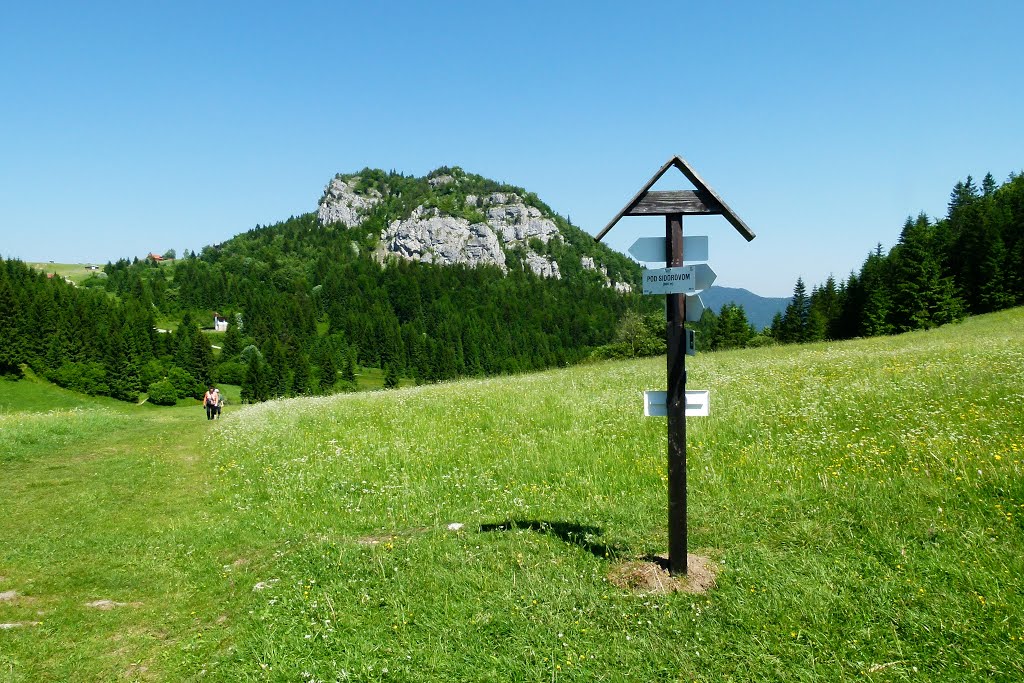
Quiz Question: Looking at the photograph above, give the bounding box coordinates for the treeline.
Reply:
[768,172,1023,343]
[0,258,214,403]
[684,171,1024,350]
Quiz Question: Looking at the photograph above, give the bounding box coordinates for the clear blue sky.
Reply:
[2,1,1021,296]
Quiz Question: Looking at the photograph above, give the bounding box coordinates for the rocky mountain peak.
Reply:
[316,168,633,291]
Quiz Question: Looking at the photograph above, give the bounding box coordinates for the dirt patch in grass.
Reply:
[85,599,144,610]
[608,553,719,595]
[355,526,438,545]
[0,589,37,605]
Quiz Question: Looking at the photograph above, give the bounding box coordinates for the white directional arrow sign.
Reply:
[629,236,709,264]
[692,263,716,290]
[684,293,705,322]
[643,390,710,417]
[642,263,716,295]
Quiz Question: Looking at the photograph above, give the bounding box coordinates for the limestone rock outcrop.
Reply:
[380,193,562,278]
[484,193,560,245]
[381,207,506,269]
[317,177,381,227]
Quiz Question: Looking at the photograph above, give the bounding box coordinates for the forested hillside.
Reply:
[2,168,654,403]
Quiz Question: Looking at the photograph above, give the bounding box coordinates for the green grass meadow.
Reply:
[26,262,107,286]
[2,309,1023,681]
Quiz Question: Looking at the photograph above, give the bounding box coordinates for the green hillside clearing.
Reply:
[26,261,108,286]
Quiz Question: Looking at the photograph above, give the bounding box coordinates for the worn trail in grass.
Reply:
[0,391,249,682]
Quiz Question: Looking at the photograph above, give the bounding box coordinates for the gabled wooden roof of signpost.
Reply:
[595,155,755,243]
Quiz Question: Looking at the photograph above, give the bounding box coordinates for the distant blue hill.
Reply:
[699,286,790,331]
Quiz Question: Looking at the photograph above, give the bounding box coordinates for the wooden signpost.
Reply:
[597,155,754,576]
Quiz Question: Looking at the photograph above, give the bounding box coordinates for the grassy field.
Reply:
[2,308,1023,681]
[26,262,108,286]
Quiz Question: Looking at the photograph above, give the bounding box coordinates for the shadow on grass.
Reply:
[479,520,624,560]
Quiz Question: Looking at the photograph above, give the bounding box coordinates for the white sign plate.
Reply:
[643,266,697,294]
[686,390,710,416]
[628,236,709,264]
[643,390,710,417]
[685,329,696,356]
[685,293,705,322]
[643,263,716,295]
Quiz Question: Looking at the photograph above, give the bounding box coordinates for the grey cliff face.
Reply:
[381,193,561,278]
[381,207,506,269]
[317,177,381,227]
[525,252,561,279]
[486,196,560,245]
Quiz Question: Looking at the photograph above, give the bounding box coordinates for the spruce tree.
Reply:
[292,351,312,396]
[316,339,338,393]
[0,268,23,374]
[241,353,271,403]
[263,339,291,397]
[809,276,840,340]
[383,362,399,389]
[342,348,357,386]
[190,328,215,387]
[890,215,943,331]
[859,248,892,337]
[711,304,753,350]
[221,319,243,358]
[779,278,810,343]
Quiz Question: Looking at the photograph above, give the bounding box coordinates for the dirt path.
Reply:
[0,403,232,681]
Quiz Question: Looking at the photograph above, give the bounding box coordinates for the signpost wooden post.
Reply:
[598,155,754,576]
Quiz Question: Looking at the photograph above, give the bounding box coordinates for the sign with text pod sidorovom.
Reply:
[642,263,716,295]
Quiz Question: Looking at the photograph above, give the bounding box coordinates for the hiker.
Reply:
[214,388,223,419]
[203,386,218,420]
